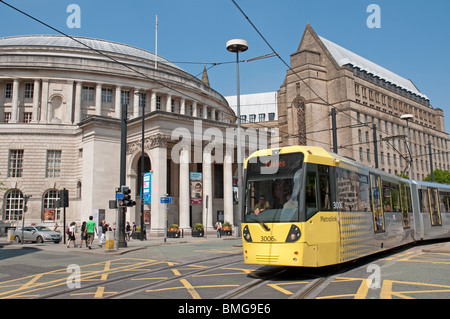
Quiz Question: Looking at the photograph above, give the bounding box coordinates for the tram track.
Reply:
[32,252,243,299]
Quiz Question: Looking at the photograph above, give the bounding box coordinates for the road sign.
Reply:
[115,192,124,200]
[160,196,172,204]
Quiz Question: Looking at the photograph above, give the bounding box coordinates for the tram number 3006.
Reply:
[260,236,276,242]
[333,201,344,210]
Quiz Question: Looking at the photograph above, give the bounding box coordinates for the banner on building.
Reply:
[143,172,151,204]
[190,172,202,204]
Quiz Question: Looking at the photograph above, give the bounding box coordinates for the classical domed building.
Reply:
[0,35,239,236]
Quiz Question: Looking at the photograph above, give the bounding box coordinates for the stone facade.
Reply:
[0,35,240,236]
[278,24,449,179]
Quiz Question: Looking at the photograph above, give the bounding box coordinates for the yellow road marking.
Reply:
[180,279,201,299]
[267,282,309,295]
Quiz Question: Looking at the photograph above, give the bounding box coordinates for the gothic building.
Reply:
[278,24,449,179]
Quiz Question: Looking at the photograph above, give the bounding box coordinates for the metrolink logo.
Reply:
[170,120,280,174]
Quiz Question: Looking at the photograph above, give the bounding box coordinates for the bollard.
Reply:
[105,231,115,251]
[7,228,14,243]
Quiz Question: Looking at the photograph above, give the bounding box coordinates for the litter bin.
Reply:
[105,231,115,251]
[7,228,15,243]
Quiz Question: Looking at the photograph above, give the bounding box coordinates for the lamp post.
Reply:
[400,114,414,179]
[135,90,145,241]
[226,39,248,237]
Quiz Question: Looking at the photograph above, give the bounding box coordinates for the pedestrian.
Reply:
[215,221,222,238]
[80,221,87,248]
[126,221,132,241]
[99,220,107,248]
[84,215,97,250]
[67,222,77,248]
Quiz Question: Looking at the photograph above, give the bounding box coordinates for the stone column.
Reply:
[148,134,168,236]
[115,85,122,119]
[74,82,82,124]
[40,80,49,123]
[223,148,234,226]
[133,89,140,118]
[10,79,19,123]
[179,146,190,231]
[150,91,157,112]
[31,79,40,123]
[95,83,102,116]
[202,147,213,232]
[203,104,208,119]
[166,94,172,112]
[180,98,186,115]
[65,81,74,124]
[192,101,198,117]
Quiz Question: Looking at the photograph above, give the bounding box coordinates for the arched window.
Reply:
[4,189,24,221]
[43,189,60,221]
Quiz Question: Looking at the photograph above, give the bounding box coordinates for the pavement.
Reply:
[0,233,243,256]
[2,234,449,256]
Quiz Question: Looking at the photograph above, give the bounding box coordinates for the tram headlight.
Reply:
[285,225,301,242]
[243,225,252,242]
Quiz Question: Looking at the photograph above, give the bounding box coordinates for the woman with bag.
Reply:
[67,222,77,248]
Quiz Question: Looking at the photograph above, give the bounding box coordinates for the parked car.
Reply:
[14,226,61,244]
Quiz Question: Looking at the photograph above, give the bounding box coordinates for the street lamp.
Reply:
[400,114,414,179]
[226,39,248,237]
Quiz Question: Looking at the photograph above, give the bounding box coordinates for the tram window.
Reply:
[391,184,401,213]
[359,174,370,212]
[370,174,385,232]
[306,170,318,219]
[336,168,356,212]
[429,188,442,226]
[440,192,450,213]
[399,183,411,229]
[420,189,430,213]
[382,181,392,212]
[319,165,331,211]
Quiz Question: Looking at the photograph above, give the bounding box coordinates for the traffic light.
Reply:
[119,186,136,207]
[59,189,69,208]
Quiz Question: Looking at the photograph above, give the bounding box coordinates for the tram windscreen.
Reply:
[244,152,304,223]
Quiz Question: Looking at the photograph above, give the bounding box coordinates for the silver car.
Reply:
[14,226,61,244]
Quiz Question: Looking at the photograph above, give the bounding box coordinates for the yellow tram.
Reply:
[241,146,450,267]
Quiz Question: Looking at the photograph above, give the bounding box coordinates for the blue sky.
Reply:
[1,0,449,134]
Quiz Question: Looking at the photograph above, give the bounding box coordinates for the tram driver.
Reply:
[254,195,271,215]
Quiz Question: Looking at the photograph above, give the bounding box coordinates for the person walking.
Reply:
[215,221,222,238]
[80,221,87,248]
[99,220,108,248]
[126,221,132,241]
[67,222,77,248]
[84,216,97,250]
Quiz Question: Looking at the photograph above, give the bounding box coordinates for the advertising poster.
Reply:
[190,172,202,204]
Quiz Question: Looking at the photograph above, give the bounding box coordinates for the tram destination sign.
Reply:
[247,152,304,177]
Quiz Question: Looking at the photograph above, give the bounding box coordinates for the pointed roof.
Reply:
[300,24,428,100]
[201,65,210,87]
[318,35,428,99]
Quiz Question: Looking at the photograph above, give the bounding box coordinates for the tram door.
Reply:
[428,188,442,226]
[370,174,385,232]
[399,183,411,229]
